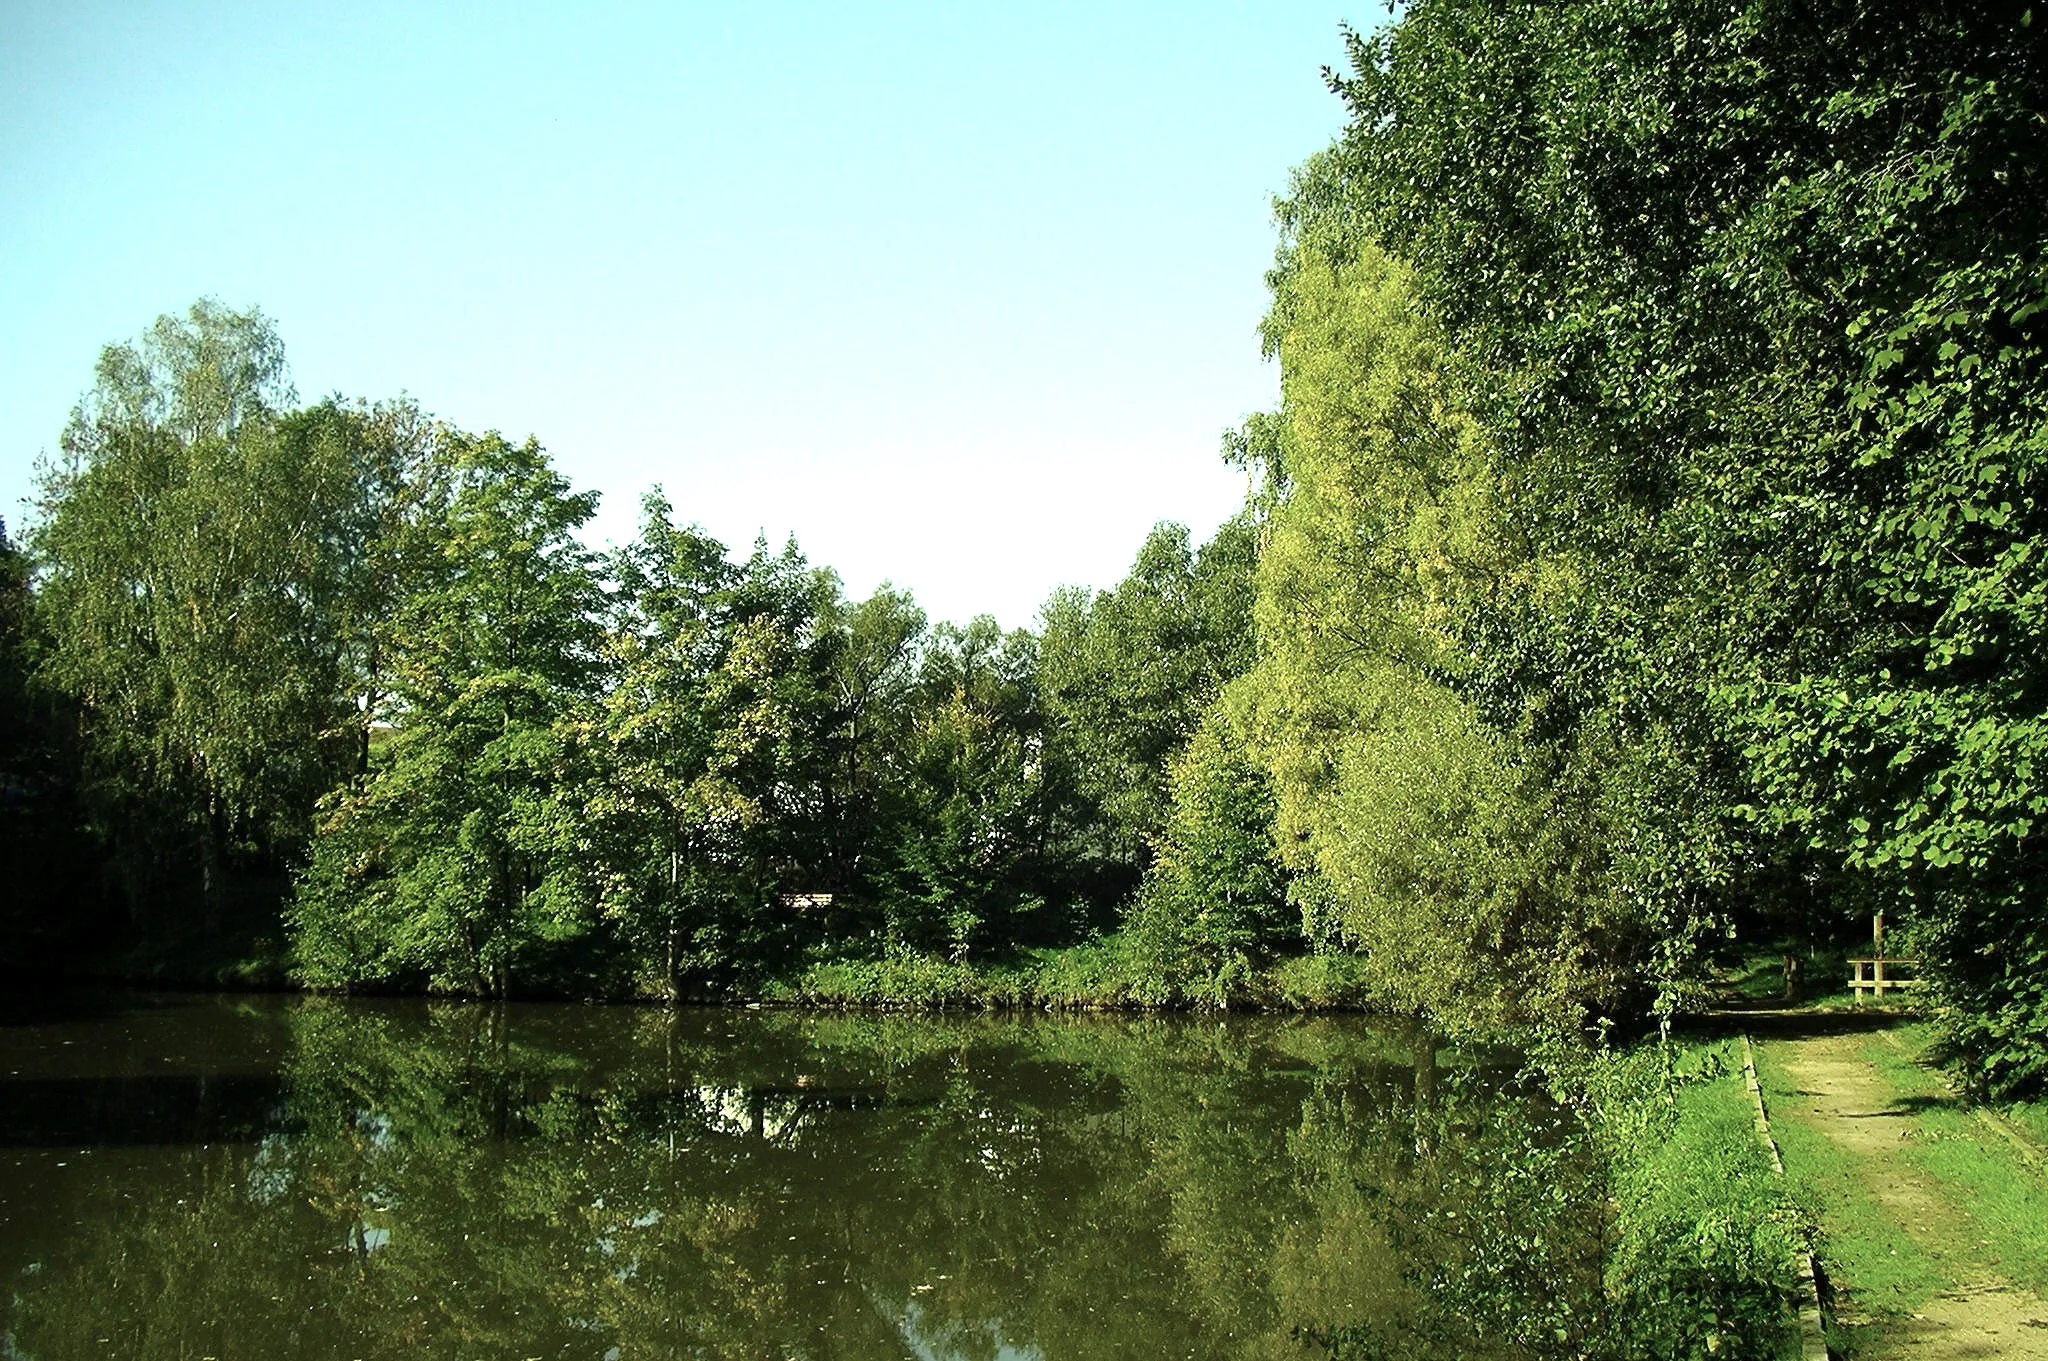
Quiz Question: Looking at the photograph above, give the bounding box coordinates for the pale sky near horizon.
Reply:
[1,1,1372,629]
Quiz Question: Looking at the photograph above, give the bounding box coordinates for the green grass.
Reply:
[2002,1096,2048,1149]
[1015,937,1148,1007]
[1586,1039,1808,1361]
[759,940,1379,1012]
[771,939,1155,1009]
[1866,1027,2048,1298]
[770,946,996,1007]
[1752,1022,2048,1356]
[1706,943,1868,1012]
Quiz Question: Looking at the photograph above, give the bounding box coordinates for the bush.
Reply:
[1122,702,1297,1007]
[1267,952,1374,1010]
[1020,938,1147,1008]
[786,944,989,1007]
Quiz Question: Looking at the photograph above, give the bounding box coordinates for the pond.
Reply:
[0,994,1608,1359]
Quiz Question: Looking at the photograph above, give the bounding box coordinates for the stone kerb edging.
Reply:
[1742,1033,1833,1361]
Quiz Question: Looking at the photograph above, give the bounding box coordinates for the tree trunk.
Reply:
[667,845,681,1002]
[199,794,226,939]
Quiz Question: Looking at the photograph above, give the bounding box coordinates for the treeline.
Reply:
[1210,0,2045,1083]
[5,1,2045,1088]
[1,300,1259,1000]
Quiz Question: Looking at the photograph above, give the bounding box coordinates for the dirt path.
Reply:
[1769,1028,2048,1358]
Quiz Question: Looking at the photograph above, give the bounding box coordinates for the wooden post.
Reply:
[1859,911,1886,1007]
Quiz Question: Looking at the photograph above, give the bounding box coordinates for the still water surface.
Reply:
[0,995,1605,1359]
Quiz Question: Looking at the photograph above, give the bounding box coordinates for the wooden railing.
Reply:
[1847,956,1919,1004]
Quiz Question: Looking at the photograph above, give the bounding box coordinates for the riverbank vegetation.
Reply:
[5,3,2045,1101]
[1579,1040,1809,1361]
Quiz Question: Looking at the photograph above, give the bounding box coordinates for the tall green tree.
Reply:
[877,617,1048,959]
[1123,696,1293,1005]
[1241,245,1658,1036]
[313,397,448,778]
[705,536,856,928]
[1308,0,2048,1078]
[290,432,606,995]
[0,517,98,965]
[812,581,928,897]
[31,301,363,935]
[589,493,822,995]
[1038,516,1258,905]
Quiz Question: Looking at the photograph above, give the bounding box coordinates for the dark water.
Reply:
[0,995,1606,1360]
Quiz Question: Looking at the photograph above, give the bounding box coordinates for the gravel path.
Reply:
[1770,1028,2048,1359]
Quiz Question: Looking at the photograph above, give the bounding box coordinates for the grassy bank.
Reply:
[1576,1038,1811,1361]
[760,938,1378,1011]
[64,928,1386,1011]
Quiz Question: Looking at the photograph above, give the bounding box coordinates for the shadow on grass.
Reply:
[1686,1007,1919,1042]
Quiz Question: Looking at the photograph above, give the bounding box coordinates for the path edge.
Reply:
[1874,1027,2048,1170]
[1742,1032,1833,1361]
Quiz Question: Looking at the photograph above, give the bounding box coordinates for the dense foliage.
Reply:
[0,516,96,965]
[29,306,360,932]
[1038,515,1258,892]
[1276,0,2047,1080]
[12,303,1219,997]
[1580,1042,1808,1358]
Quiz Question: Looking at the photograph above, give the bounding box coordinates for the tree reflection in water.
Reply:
[0,998,1607,1359]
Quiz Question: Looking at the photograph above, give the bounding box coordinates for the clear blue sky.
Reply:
[1,1,1370,628]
